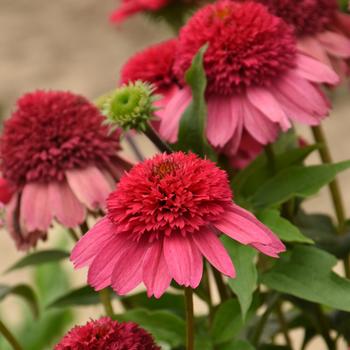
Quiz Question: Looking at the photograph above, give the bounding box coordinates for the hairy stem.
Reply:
[0,319,23,350]
[99,288,114,318]
[184,287,195,350]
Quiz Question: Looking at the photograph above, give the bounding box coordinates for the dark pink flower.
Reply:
[0,178,15,205]
[159,1,339,155]
[71,152,284,298]
[120,39,180,124]
[255,0,350,81]
[0,90,131,250]
[55,317,160,350]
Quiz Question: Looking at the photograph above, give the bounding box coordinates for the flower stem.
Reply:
[99,288,114,318]
[68,228,79,242]
[0,319,23,350]
[125,133,144,161]
[275,300,293,349]
[264,143,276,173]
[212,268,230,302]
[203,264,214,325]
[184,287,195,350]
[144,123,173,154]
[311,125,350,278]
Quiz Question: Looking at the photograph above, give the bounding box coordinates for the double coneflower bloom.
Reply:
[72,152,285,298]
[158,1,339,156]
[0,90,130,250]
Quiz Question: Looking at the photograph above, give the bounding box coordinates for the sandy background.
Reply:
[0,0,349,349]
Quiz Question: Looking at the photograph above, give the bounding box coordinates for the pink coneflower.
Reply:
[120,39,180,122]
[55,317,160,350]
[71,152,284,298]
[0,90,131,250]
[255,0,350,80]
[159,1,339,155]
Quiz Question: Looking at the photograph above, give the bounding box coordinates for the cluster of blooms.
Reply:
[55,317,160,349]
[120,0,350,167]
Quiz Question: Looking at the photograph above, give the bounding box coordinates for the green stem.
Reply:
[144,123,173,154]
[314,305,336,350]
[275,301,293,349]
[264,143,276,173]
[99,288,114,318]
[203,264,214,325]
[184,287,195,350]
[68,228,80,242]
[212,268,230,302]
[125,133,144,161]
[311,125,350,278]
[0,319,23,350]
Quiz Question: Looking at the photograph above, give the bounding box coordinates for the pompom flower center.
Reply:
[174,1,297,95]
[258,0,338,36]
[106,152,233,242]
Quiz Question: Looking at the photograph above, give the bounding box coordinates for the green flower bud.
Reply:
[102,81,157,132]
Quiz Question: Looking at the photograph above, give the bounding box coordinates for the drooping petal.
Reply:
[88,235,136,290]
[48,181,85,228]
[71,217,116,268]
[294,53,339,85]
[241,97,280,145]
[317,31,350,58]
[20,182,53,232]
[159,87,192,143]
[164,234,203,288]
[193,227,235,278]
[247,87,291,131]
[276,72,330,118]
[215,204,285,257]
[143,240,172,298]
[111,241,148,295]
[297,36,332,67]
[206,95,239,147]
[66,166,113,211]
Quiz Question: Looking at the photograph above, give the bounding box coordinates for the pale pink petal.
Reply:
[111,242,148,295]
[294,53,339,85]
[297,36,332,67]
[66,166,113,211]
[247,87,291,131]
[193,227,235,278]
[143,240,172,298]
[317,31,350,58]
[241,96,280,144]
[164,234,203,288]
[206,95,238,147]
[276,72,330,117]
[159,87,192,143]
[71,217,116,268]
[20,182,52,232]
[154,86,180,120]
[215,204,285,256]
[48,181,85,228]
[88,235,136,290]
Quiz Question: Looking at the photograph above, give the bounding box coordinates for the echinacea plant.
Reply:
[2,1,350,350]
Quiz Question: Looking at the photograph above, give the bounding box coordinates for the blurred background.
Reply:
[0,0,349,349]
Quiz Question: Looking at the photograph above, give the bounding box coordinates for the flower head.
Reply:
[0,90,131,250]
[55,317,160,350]
[103,81,156,132]
[71,152,284,298]
[252,0,350,80]
[160,1,339,155]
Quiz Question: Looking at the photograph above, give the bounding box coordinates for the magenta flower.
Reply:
[0,90,131,250]
[120,39,180,124]
[159,1,339,156]
[256,0,350,80]
[71,152,284,298]
[55,317,160,350]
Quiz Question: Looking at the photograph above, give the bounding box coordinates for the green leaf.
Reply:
[175,44,215,158]
[47,285,100,308]
[252,160,350,209]
[257,209,313,244]
[222,237,257,320]
[261,245,350,311]
[5,249,70,273]
[115,308,185,347]
[0,283,39,319]
[122,292,185,318]
[211,299,243,344]
[233,144,317,198]
[222,339,255,350]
